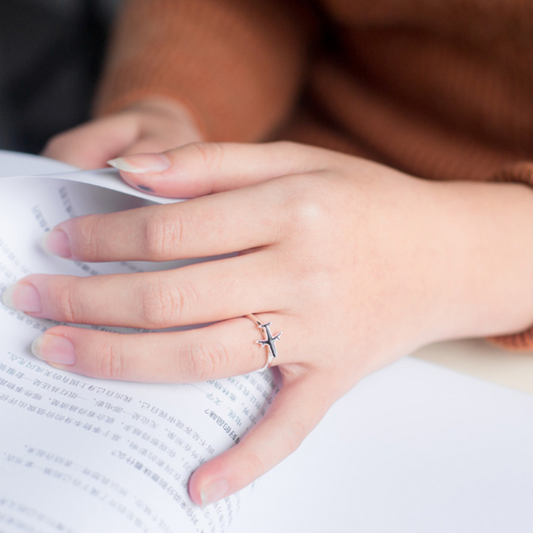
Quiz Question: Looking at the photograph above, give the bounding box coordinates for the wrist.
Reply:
[422,179,533,343]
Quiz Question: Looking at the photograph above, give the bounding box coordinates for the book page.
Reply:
[0,157,278,533]
[233,357,533,533]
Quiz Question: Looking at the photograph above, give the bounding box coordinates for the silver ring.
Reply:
[246,314,282,372]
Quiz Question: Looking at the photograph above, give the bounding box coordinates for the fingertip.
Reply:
[107,152,188,198]
[2,278,43,314]
[31,332,77,366]
[42,228,72,259]
[188,444,251,507]
[186,433,270,507]
[188,469,230,508]
[187,470,203,506]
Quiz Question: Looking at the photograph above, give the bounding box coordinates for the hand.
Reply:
[6,142,531,506]
[41,98,204,169]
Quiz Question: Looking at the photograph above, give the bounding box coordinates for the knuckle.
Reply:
[186,342,230,381]
[242,450,267,481]
[284,419,307,455]
[142,211,183,260]
[186,142,225,173]
[77,215,104,258]
[64,214,108,259]
[97,341,125,380]
[287,187,327,233]
[136,278,198,327]
[276,172,332,234]
[53,282,84,323]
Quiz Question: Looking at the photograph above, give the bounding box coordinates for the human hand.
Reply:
[3,142,498,506]
[41,97,204,169]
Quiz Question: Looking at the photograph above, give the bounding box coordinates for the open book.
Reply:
[0,151,279,532]
[2,150,533,533]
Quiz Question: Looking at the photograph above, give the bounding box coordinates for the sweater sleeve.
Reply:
[93,0,315,142]
[488,161,533,351]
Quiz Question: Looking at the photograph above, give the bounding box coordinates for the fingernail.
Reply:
[42,228,71,258]
[200,478,229,507]
[32,334,77,365]
[107,154,171,174]
[136,184,155,193]
[2,283,42,313]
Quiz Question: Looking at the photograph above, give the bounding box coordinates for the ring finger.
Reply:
[31,313,292,382]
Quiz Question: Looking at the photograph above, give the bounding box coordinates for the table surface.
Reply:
[411,339,533,394]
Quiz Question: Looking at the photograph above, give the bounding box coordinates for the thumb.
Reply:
[107,141,334,198]
[42,115,140,169]
[121,131,200,160]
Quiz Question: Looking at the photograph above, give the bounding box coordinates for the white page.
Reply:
[0,150,175,204]
[0,150,75,177]
[0,152,278,533]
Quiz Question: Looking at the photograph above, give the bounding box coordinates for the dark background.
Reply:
[0,0,122,154]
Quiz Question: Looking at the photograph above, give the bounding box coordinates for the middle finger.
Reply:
[6,252,289,328]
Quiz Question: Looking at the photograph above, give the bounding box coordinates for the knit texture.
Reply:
[94,0,314,141]
[95,0,533,350]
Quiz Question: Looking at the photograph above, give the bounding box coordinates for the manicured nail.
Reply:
[32,334,77,365]
[136,184,155,193]
[107,154,171,174]
[2,283,42,313]
[200,478,229,507]
[42,228,71,258]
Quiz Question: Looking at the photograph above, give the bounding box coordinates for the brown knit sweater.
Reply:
[94,0,533,350]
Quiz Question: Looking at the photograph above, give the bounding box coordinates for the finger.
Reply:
[10,254,289,328]
[122,137,175,159]
[120,97,205,157]
[108,141,340,198]
[188,371,333,506]
[29,314,290,382]
[43,180,287,262]
[42,115,140,169]
[122,130,203,159]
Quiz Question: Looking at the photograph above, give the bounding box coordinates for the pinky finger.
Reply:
[188,371,332,506]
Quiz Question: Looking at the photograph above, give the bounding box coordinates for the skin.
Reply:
[42,98,204,169]
[20,133,533,506]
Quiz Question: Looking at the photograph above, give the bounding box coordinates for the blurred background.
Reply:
[0,0,122,154]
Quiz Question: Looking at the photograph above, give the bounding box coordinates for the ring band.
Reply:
[246,314,282,372]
